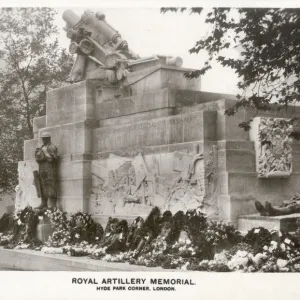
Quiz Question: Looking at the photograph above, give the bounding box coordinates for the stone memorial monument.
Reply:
[15,9,300,232]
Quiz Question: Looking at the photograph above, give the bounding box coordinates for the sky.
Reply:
[1,0,300,94]
[55,7,241,95]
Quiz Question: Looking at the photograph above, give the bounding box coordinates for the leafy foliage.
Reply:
[161,8,300,128]
[0,8,73,193]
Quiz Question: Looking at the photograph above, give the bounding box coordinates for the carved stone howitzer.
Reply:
[63,10,184,84]
[63,9,140,83]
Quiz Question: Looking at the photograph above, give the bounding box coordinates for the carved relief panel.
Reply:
[250,117,293,178]
[90,144,218,217]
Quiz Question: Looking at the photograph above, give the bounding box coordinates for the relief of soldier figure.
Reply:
[34,132,58,210]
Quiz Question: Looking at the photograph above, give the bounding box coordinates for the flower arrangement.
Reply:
[196,259,230,272]
[44,208,71,247]
[189,228,300,273]
[91,247,108,259]
[44,209,104,247]
[0,206,41,249]
[68,212,104,244]
[243,227,272,253]
[227,250,253,270]
[41,246,64,254]
[206,221,242,247]
[2,206,300,272]
[101,252,128,263]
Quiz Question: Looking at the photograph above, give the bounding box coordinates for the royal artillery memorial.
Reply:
[15,9,300,231]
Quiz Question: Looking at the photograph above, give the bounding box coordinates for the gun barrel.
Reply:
[82,10,127,48]
[82,10,118,41]
[63,9,130,52]
[63,10,81,28]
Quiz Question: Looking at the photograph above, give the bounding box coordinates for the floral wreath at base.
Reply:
[1,206,300,272]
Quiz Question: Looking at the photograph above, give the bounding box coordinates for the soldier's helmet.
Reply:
[41,132,51,138]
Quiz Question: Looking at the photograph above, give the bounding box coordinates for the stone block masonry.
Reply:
[93,111,217,153]
[18,59,300,228]
[46,80,97,127]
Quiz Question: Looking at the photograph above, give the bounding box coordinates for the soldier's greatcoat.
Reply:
[35,143,58,201]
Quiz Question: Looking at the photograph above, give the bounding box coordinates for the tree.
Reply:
[161,8,300,130]
[0,8,73,194]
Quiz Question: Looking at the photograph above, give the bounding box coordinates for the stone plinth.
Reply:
[93,111,217,154]
[36,223,53,243]
[36,216,53,243]
[18,63,300,227]
[127,65,201,95]
[21,81,98,213]
[33,116,46,139]
[39,121,96,156]
[24,139,38,160]
[0,247,169,271]
[46,80,97,127]
[15,161,40,210]
[238,213,300,232]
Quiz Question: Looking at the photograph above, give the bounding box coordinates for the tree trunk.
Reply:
[20,79,33,139]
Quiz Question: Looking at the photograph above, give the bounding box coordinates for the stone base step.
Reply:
[0,247,169,271]
[238,213,300,232]
[36,223,53,243]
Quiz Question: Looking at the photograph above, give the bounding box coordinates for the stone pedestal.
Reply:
[238,213,300,232]
[18,57,300,228]
[36,217,53,243]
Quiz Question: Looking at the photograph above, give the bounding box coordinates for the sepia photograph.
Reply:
[1,1,300,298]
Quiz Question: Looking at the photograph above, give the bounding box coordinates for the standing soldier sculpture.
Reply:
[34,132,58,210]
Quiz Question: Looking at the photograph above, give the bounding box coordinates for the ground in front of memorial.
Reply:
[0,247,178,271]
